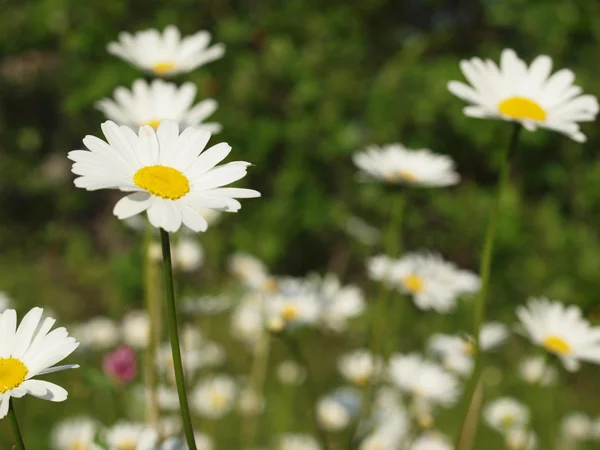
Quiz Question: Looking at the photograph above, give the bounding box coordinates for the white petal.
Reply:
[113,192,153,219]
[21,379,68,402]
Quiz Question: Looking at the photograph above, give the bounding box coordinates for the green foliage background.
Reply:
[1,0,600,447]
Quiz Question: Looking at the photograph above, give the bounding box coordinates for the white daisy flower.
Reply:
[192,375,237,419]
[0,308,79,418]
[107,25,225,76]
[276,360,306,385]
[316,396,351,432]
[73,316,120,350]
[384,252,480,313]
[52,417,102,450]
[361,393,408,450]
[159,433,213,450]
[237,387,265,416]
[484,397,530,433]
[562,412,592,441]
[96,79,220,133]
[277,434,321,450]
[69,120,260,233]
[409,432,453,450]
[172,237,204,272]
[516,297,600,371]
[121,310,150,349]
[367,254,395,282]
[338,349,380,386]
[505,428,538,450]
[266,278,321,327]
[448,48,599,142]
[105,422,157,450]
[311,274,365,332]
[353,144,460,187]
[229,253,276,292]
[388,353,460,407]
[518,355,558,386]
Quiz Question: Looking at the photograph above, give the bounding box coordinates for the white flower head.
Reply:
[237,387,265,416]
[229,253,276,292]
[448,48,599,142]
[388,353,460,407]
[367,254,395,282]
[505,428,538,450]
[192,375,237,419]
[317,396,351,432]
[409,432,453,450]
[52,417,102,450]
[386,252,480,313]
[562,412,592,441]
[105,422,157,450]
[361,395,408,450]
[69,120,260,233]
[276,360,306,385]
[276,434,321,450]
[0,308,80,418]
[266,278,321,327]
[230,293,265,346]
[338,349,380,386]
[74,316,120,350]
[108,25,225,76]
[96,79,221,133]
[484,397,530,434]
[173,237,204,272]
[518,355,557,386]
[312,274,365,332]
[122,310,150,349]
[516,297,600,371]
[353,144,460,187]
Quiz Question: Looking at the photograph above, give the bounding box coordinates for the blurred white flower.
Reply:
[159,433,213,450]
[353,144,460,187]
[276,360,306,385]
[122,310,150,349]
[105,422,157,450]
[96,79,220,133]
[562,412,592,441]
[317,396,351,431]
[108,25,225,76]
[266,278,320,327]
[338,349,380,386]
[52,417,102,450]
[409,432,453,450]
[448,48,599,142]
[230,293,265,346]
[276,434,321,450]
[192,375,237,419]
[518,355,557,386]
[516,297,600,371]
[484,397,530,434]
[75,316,120,350]
[237,387,265,416]
[229,253,276,292]
[173,237,204,272]
[361,392,408,450]
[157,385,180,411]
[505,428,538,450]
[367,254,395,282]
[311,274,365,332]
[388,353,460,407]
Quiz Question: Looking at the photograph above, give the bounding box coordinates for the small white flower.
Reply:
[277,434,321,450]
[108,25,225,76]
[266,278,321,327]
[505,428,537,450]
[276,360,306,385]
[361,394,408,450]
[69,120,260,233]
[409,432,453,450]
[173,237,204,272]
[338,349,380,386]
[448,48,599,142]
[122,310,150,349]
[237,387,265,416]
[192,375,237,419]
[516,297,600,371]
[562,412,592,441]
[229,253,276,291]
[388,353,460,407]
[484,397,530,434]
[312,274,365,332]
[382,252,480,313]
[96,79,220,133]
[74,316,120,350]
[518,355,557,386]
[353,144,460,187]
[0,308,80,418]
[230,293,265,346]
[317,396,351,431]
[105,422,157,450]
[157,384,180,411]
[52,417,102,450]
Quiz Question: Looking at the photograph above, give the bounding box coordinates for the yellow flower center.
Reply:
[417,414,434,429]
[543,335,571,355]
[502,415,515,427]
[116,442,137,450]
[68,442,88,450]
[280,303,300,321]
[498,97,547,121]
[152,62,177,75]
[262,278,278,293]
[143,119,162,129]
[210,392,227,409]
[402,274,425,293]
[134,165,190,200]
[353,374,370,386]
[462,340,474,355]
[386,170,417,183]
[0,357,28,393]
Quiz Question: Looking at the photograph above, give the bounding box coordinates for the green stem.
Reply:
[454,123,521,450]
[385,193,406,258]
[160,229,197,450]
[8,399,26,450]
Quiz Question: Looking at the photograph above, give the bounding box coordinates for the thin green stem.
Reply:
[454,123,521,450]
[8,399,26,450]
[160,229,197,450]
[385,193,406,258]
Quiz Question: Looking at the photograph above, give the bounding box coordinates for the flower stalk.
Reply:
[8,399,26,450]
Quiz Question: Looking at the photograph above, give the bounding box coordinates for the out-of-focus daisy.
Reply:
[266,278,320,327]
[388,353,460,407]
[0,292,11,312]
[237,386,265,416]
[516,297,600,371]
[52,417,102,450]
[518,355,557,386]
[276,360,306,385]
[172,237,204,272]
[383,252,480,313]
[561,412,592,441]
[338,349,380,386]
[409,432,453,450]
[316,396,351,432]
[367,254,395,282]
[0,307,79,418]
[361,391,408,450]
[69,120,260,233]
[448,48,599,142]
[505,428,538,450]
[276,434,321,450]
[108,25,225,76]
[105,422,157,450]
[74,316,120,350]
[159,433,213,450]
[230,293,265,347]
[96,79,221,133]
[484,398,530,433]
[122,310,150,349]
[311,274,365,332]
[353,144,460,187]
[192,375,237,419]
[229,253,277,292]
[158,384,180,411]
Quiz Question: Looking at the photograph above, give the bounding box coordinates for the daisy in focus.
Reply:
[69,120,260,233]
[516,297,600,371]
[108,25,225,76]
[0,307,79,418]
[353,144,460,187]
[448,48,599,142]
[96,79,221,133]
